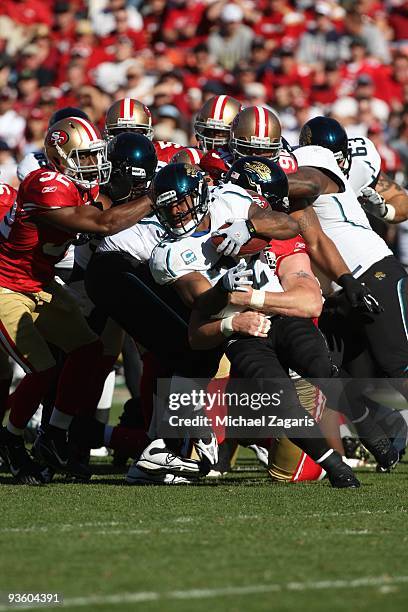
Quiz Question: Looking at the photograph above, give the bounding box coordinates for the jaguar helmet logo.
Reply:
[48,130,69,146]
[243,161,272,182]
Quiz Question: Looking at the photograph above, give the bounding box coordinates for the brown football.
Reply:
[211,223,269,255]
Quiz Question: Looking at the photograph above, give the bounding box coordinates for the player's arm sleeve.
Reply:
[273,235,307,275]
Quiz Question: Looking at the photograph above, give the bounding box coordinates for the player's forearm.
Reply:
[307,232,350,282]
[193,281,229,317]
[384,194,408,223]
[249,206,299,240]
[96,194,152,236]
[188,317,225,350]
[260,286,322,318]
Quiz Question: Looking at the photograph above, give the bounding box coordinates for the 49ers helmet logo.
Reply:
[48,130,69,146]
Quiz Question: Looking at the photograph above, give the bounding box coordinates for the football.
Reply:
[211,223,270,255]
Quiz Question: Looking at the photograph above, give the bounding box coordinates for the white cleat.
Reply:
[136,439,201,476]
[194,433,219,466]
[126,464,194,485]
[247,444,269,468]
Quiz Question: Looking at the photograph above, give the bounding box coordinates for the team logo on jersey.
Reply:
[263,249,277,271]
[181,249,197,264]
[48,130,69,146]
[374,271,386,280]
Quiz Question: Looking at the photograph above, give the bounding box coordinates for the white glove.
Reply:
[221,259,253,292]
[359,187,387,218]
[212,218,251,257]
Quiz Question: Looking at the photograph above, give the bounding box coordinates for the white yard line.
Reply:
[1,575,408,610]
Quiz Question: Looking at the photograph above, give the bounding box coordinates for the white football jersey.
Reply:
[347,136,381,196]
[97,214,165,263]
[294,145,391,279]
[150,183,284,295]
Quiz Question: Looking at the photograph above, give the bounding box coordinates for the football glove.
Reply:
[359,187,387,218]
[221,259,253,292]
[337,273,383,314]
[212,218,253,257]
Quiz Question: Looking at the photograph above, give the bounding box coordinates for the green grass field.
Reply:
[0,397,407,612]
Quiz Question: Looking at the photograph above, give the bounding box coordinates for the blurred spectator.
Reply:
[93,35,138,94]
[354,73,390,122]
[253,0,305,50]
[368,121,402,176]
[123,61,157,105]
[91,0,143,37]
[297,4,348,67]
[309,61,342,108]
[153,104,188,145]
[207,3,254,71]
[0,88,25,150]
[0,54,12,89]
[161,0,206,48]
[22,108,48,156]
[344,8,391,63]
[15,69,41,117]
[0,139,18,187]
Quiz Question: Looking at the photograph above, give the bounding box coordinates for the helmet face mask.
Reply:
[151,163,209,237]
[229,106,283,161]
[105,98,153,140]
[194,95,242,152]
[45,117,111,189]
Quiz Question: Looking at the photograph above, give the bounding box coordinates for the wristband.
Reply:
[383,204,396,222]
[220,315,235,337]
[245,219,257,236]
[250,289,266,310]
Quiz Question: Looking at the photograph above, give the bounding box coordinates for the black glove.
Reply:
[337,274,383,314]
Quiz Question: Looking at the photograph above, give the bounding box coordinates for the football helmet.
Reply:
[194,95,242,152]
[151,162,209,237]
[104,98,153,140]
[107,133,157,202]
[48,106,90,129]
[170,147,204,165]
[229,106,282,160]
[44,117,111,189]
[225,156,289,213]
[299,116,351,175]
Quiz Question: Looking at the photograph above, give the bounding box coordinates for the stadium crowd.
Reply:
[0,0,407,488]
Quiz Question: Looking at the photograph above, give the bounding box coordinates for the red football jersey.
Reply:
[0,169,98,293]
[0,182,17,223]
[264,235,307,276]
[154,140,184,168]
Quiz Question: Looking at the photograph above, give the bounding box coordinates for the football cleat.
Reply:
[247,444,269,468]
[194,433,219,466]
[321,450,361,488]
[33,427,91,480]
[361,437,399,472]
[0,427,45,485]
[136,438,201,476]
[126,464,195,485]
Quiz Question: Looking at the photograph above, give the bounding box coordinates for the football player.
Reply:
[194,94,242,153]
[146,162,361,488]
[0,116,153,484]
[299,118,408,393]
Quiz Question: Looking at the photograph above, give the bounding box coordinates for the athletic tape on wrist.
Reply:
[383,204,396,221]
[220,316,235,337]
[250,289,266,310]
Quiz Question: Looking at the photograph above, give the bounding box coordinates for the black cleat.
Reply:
[361,437,400,472]
[33,426,91,480]
[320,450,361,488]
[0,427,45,485]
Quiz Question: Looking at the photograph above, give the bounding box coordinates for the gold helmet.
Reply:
[44,116,111,189]
[229,106,282,160]
[170,147,204,165]
[194,95,242,152]
[104,98,153,140]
